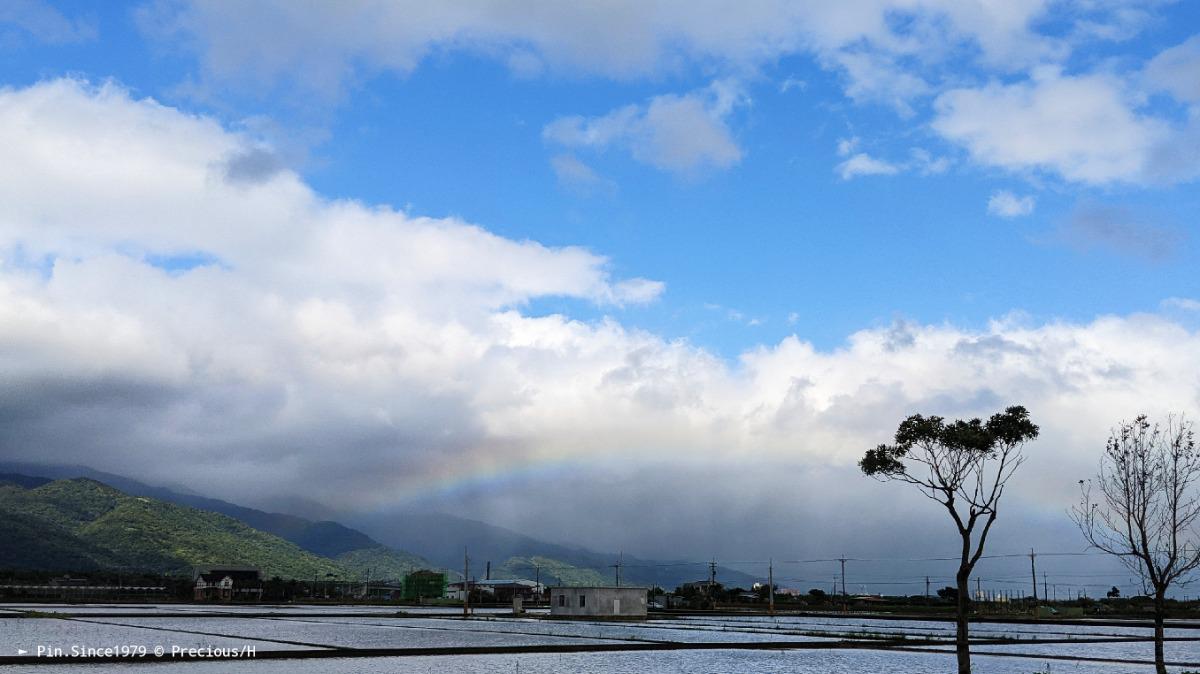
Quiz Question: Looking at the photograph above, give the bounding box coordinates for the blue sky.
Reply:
[3,2,1200,567]
[6,1,1198,357]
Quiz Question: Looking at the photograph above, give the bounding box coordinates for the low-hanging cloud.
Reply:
[2,80,1200,562]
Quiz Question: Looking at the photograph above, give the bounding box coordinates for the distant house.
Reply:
[446,579,540,602]
[402,570,447,601]
[652,593,688,610]
[479,579,540,603]
[680,580,722,595]
[362,581,404,601]
[549,586,647,618]
[193,566,263,602]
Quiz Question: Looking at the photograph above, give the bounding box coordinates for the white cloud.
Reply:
[0,0,96,44]
[544,81,745,174]
[908,147,952,175]
[778,77,806,93]
[1145,34,1200,103]
[5,79,1200,555]
[1162,297,1200,312]
[828,50,931,115]
[139,0,1143,110]
[933,68,1170,184]
[835,141,948,179]
[835,152,901,179]
[548,153,615,195]
[606,278,666,306]
[132,2,1193,188]
[988,190,1036,217]
[0,81,673,509]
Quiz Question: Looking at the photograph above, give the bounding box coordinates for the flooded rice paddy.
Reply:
[2,604,1198,672]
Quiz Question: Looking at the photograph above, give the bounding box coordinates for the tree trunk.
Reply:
[1154,587,1166,674]
[956,567,971,674]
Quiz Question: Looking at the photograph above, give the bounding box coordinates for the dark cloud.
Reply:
[377,459,1130,595]
[954,335,1034,359]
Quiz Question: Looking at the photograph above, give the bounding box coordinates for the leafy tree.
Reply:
[1071,414,1200,674]
[861,406,1038,674]
[937,586,958,600]
[1107,586,1121,599]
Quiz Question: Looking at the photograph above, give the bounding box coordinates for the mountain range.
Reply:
[0,462,759,589]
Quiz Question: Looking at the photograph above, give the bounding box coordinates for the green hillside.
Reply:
[0,507,123,571]
[0,480,346,579]
[497,555,608,586]
[334,546,438,581]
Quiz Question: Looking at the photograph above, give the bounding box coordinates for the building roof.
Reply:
[196,569,262,585]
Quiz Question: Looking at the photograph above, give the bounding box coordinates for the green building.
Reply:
[402,570,447,601]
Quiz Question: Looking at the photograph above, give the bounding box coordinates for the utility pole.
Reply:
[708,558,718,606]
[611,552,622,587]
[838,557,848,612]
[925,576,930,598]
[534,565,541,605]
[463,547,470,618]
[768,559,775,615]
[1030,548,1038,602]
[1043,572,1048,603]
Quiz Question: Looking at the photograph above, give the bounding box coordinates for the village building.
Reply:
[549,586,647,618]
[446,578,541,602]
[193,566,264,602]
[679,580,722,595]
[361,581,404,601]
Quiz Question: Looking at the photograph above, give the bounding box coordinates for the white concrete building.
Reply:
[549,586,647,618]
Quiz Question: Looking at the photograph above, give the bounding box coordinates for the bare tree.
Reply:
[861,406,1038,674]
[1071,414,1200,674]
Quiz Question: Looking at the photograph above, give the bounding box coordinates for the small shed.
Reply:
[549,586,647,618]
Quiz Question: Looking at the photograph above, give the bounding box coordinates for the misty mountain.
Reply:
[0,472,53,490]
[350,510,760,590]
[0,462,759,589]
